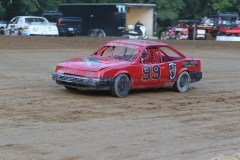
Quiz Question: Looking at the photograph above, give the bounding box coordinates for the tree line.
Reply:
[0,0,239,21]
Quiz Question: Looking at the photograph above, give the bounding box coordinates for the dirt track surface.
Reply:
[0,36,240,160]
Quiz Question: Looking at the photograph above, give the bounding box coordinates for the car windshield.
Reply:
[99,45,139,61]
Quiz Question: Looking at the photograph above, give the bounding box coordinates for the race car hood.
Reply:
[58,56,130,72]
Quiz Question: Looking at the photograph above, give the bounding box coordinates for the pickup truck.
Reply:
[57,17,83,36]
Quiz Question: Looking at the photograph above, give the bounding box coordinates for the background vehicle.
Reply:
[217,13,240,36]
[58,3,156,37]
[0,20,7,34]
[57,17,83,36]
[28,11,63,25]
[4,16,59,36]
[160,20,198,40]
[52,39,202,97]
[160,19,218,40]
[42,11,63,25]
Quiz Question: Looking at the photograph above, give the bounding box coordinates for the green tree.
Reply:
[1,0,37,19]
[0,1,5,17]
[0,0,239,23]
[179,0,212,19]
[147,0,185,20]
[211,0,240,12]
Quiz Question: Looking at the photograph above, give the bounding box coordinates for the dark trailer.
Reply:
[58,3,156,37]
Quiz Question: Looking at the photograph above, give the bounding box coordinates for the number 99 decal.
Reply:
[142,65,151,81]
[142,65,161,81]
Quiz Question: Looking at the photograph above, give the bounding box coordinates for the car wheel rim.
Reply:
[179,75,188,90]
[117,77,127,92]
[89,33,95,38]
[98,33,103,38]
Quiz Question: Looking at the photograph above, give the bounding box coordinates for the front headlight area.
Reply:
[55,65,65,73]
[54,66,109,79]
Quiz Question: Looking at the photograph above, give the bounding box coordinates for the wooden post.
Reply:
[193,23,196,40]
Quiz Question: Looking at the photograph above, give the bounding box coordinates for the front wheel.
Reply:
[160,32,166,40]
[111,74,130,98]
[173,71,190,92]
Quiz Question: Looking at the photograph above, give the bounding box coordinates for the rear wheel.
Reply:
[111,74,130,98]
[18,28,23,36]
[173,71,190,92]
[176,32,181,40]
[97,30,106,38]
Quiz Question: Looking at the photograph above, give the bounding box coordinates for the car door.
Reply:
[159,46,183,86]
[132,47,170,88]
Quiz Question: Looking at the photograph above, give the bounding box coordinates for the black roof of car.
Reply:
[42,12,63,16]
[59,17,82,21]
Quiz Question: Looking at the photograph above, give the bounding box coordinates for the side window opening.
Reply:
[161,51,172,62]
[10,17,19,24]
[13,17,20,24]
[100,46,115,57]
[160,47,182,61]
[10,18,16,24]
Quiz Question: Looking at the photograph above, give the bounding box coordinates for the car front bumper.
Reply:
[52,72,113,90]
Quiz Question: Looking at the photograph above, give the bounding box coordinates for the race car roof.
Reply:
[108,39,168,48]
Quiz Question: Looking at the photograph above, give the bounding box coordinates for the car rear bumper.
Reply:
[189,72,202,83]
[52,72,113,90]
[58,27,83,35]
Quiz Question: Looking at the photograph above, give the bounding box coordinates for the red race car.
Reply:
[52,39,202,97]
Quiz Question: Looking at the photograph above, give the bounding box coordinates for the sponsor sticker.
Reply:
[182,60,198,67]
[169,63,177,80]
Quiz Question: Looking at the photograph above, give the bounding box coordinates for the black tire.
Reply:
[97,32,104,38]
[18,29,22,36]
[176,32,181,40]
[97,30,106,38]
[0,27,4,35]
[173,71,190,92]
[65,86,77,91]
[111,74,130,98]
[89,31,96,38]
